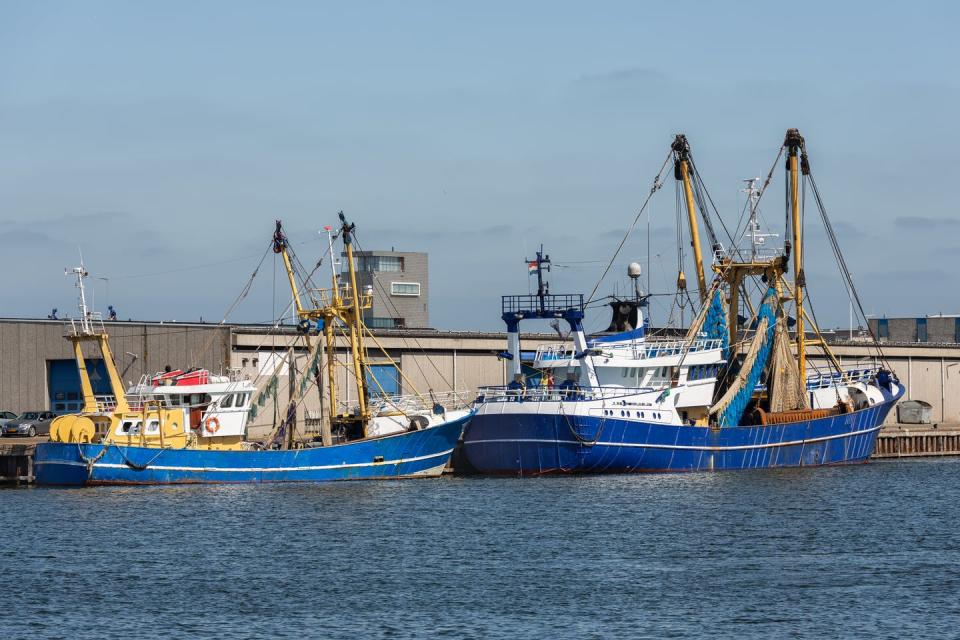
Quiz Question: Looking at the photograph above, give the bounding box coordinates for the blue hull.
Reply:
[463,397,900,475]
[34,415,469,486]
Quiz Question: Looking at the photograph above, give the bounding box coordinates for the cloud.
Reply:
[574,67,669,87]
[893,216,960,230]
[863,268,952,281]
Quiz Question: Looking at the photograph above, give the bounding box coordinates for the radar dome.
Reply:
[627,262,642,279]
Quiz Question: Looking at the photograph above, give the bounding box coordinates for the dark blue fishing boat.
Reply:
[463,130,903,475]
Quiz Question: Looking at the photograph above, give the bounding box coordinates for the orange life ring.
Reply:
[204,416,220,434]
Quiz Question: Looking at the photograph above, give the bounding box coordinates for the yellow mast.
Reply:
[785,128,807,381]
[672,134,707,303]
[274,221,306,318]
[273,215,373,441]
[339,214,370,430]
[72,340,98,413]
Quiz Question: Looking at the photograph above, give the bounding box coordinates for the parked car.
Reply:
[0,411,16,428]
[3,411,56,437]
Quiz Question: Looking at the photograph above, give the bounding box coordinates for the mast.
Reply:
[527,246,550,313]
[321,226,338,446]
[672,134,707,303]
[339,212,371,432]
[273,221,306,317]
[785,128,807,381]
[274,216,373,442]
[65,262,129,414]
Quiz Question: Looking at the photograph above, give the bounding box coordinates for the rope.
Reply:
[586,150,672,305]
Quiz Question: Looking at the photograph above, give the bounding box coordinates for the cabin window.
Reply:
[146,420,160,434]
[236,393,249,408]
[221,394,235,409]
[120,420,141,435]
[169,395,180,406]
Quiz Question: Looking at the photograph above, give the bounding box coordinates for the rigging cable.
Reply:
[807,173,892,369]
[585,149,672,305]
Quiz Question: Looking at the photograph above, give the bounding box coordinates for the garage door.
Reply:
[365,364,399,398]
[48,359,111,414]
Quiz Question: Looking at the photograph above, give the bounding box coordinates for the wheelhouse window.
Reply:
[390,282,420,297]
[220,394,234,409]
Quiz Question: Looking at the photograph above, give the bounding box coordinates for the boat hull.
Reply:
[34,414,469,486]
[462,394,901,475]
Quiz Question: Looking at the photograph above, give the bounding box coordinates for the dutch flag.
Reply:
[527,261,538,275]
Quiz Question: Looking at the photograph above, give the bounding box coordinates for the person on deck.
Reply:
[558,372,580,400]
[507,373,526,400]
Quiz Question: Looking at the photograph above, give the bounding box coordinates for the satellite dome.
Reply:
[627,262,642,279]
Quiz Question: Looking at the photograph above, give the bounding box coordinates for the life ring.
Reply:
[204,416,220,434]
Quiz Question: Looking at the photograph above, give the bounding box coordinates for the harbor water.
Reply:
[3,459,960,639]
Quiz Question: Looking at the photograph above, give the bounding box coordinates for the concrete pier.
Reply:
[0,438,39,484]
[874,424,960,458]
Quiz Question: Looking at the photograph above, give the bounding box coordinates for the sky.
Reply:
[2,1,958,333]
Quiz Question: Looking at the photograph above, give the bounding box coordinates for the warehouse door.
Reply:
[48,359,111,414]
[365,364,399,398]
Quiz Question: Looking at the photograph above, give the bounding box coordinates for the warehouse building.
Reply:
[870,315,960,344]
[4,317,960,438]
[350,250,429,329]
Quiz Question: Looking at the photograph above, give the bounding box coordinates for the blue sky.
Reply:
[1,1,957,332]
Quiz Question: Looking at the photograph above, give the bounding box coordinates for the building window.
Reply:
[877,318,889,340]
[955,319,960,344]
[365,316,405,329]
[352,255,404,273]
[391,282,420,297]
[917,318,928,343]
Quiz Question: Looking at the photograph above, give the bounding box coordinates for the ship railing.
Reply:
[475,384,658,404]
[64,314,106,338]
[369,390,475,415]
[535,338,724,363]
[302,285,373,311]
[592,338,723,360]
[501,293,584,315]
[806,367,879,390]
[92,394,171,413]
[534,344,577,363]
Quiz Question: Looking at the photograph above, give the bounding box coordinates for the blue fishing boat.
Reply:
[34,417,466,485]
[36,214,472,486]
[463,130,903,475]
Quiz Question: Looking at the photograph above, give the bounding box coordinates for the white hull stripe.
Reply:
[464,426,880,452]
[36,448,455,473]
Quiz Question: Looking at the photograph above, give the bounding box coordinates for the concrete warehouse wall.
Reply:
[0,320,230,414]
[5,319,960,433]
